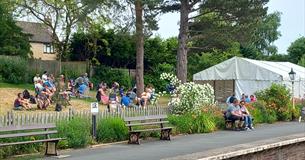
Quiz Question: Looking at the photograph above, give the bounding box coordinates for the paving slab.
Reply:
[47,122,305,160]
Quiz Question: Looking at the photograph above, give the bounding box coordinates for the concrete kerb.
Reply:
[162,133,305,160]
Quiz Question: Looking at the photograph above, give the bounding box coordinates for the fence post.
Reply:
[69,107,73,120]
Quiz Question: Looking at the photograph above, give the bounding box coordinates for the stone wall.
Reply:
[227,142,305,160]
[164,133,305,160]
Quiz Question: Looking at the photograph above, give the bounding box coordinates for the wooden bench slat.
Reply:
[130,127,173,133]
[0,124,56,132]
[0,130,58,139]
[0,138,64,147]
[126,121,169,127]
[124,115,167,122]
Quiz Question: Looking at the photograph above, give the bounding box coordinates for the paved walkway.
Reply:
[49,122,305,160]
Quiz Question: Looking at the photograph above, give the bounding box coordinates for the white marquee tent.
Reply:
[193,57,305,102]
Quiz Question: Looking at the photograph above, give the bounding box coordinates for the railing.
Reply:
[0,106,170,127]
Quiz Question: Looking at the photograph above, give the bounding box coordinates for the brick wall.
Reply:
[227,142,305,160]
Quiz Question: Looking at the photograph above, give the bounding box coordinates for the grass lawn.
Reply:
[0,82,34,90]
[0,82,170,115]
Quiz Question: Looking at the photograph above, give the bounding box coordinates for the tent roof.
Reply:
[193,56,305,81]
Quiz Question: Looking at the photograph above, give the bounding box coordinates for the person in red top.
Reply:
[14,93,32,110]
[250,95,256,102]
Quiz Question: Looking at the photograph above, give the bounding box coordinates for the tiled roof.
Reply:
[16,21,53,43]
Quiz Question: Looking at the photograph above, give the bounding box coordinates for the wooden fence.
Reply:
[0,106,170,127]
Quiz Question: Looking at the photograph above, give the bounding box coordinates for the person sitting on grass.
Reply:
[42,84,54,99]
[139,85,155,108]
[96,84,109,104]
[35,80,44,96]
[77,82,87,98]
[240,100,254,130]
[225,98,244,130]
[36,93,50,110]
[121,92,137,108]
[14,93,32,110]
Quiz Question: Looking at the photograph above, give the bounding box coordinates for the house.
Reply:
[193,57,305,102]
[16,21,56,60]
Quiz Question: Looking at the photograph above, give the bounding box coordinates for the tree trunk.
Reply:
[177,0,189,83]
[135,0,144,97]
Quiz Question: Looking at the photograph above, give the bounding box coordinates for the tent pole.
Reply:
[233,80,235,97]
[213,80,216,102]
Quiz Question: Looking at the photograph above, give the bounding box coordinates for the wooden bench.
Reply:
[223,112,253,130]
[124,115,172,144]
[0,124,64,156]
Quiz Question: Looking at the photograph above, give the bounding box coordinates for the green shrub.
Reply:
[0,134,43,159]
[56,117,91,148]
[62,67,81,80]
[96,117,128,143]
[169,112,217,134]
[91,65,132,89]
[144,63,175,92]
[256,83,292,121]
[251,101,277,123]
[0,56,31,83]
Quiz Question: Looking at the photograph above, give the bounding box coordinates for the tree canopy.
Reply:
[0,1,31,58]
[288,37,305,64]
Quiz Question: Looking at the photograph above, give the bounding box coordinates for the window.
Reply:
[43,44,54,54]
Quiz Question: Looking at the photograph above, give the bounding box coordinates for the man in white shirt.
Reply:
[42,71,48,82]
[33,74,41,84]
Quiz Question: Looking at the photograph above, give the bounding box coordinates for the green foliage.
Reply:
[297,54,305,67]
[256,83,292,121]
[0,133,43,159]
[189,0,274,55]
[0,56,32,83]
[56,117,91,148]
[168,112,217,134]
[96,117,128,143]
[188,44,242,80]
[91,65,132,89]
[288,37,305,63]
[144,63,175,91]
[251,101,277,124]
[62,66,82,80]
[0,2,31,58]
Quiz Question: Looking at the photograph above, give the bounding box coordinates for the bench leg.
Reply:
[160,129,171,141]
[45,141,58,156]
[128,132,140,144]
[225,121,234,130]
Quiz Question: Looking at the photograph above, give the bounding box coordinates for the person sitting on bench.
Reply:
[225,98,244,130]
[240,100,254,130]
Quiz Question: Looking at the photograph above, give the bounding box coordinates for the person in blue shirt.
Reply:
[121,93,137,108]
[245,95,251,103]
[78,83,87,95]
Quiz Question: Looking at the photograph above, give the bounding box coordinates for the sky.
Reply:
[155,0,305,54]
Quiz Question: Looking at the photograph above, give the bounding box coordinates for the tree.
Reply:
[0,1,31,58]
[288,37,305,64]
[135,0,145,96]
[252,12,281,56]
[16,0,111,73]
[110,0,164,96]
[162,0,269,83]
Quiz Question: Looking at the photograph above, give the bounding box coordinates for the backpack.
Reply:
[55,104,62,112]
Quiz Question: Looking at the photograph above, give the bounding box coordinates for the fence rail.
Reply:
[0,106,169,127]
